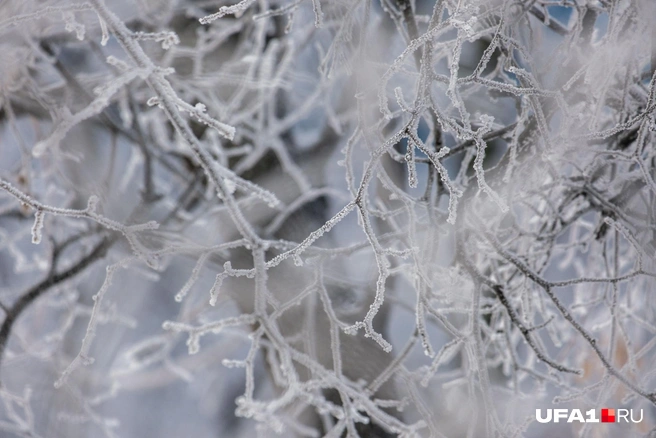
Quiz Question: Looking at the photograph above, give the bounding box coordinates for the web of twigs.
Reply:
[0,0,655,436]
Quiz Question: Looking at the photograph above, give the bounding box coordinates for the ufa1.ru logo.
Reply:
[536,409,643,423]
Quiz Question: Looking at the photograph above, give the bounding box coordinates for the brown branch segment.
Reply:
[0,236,113,377]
